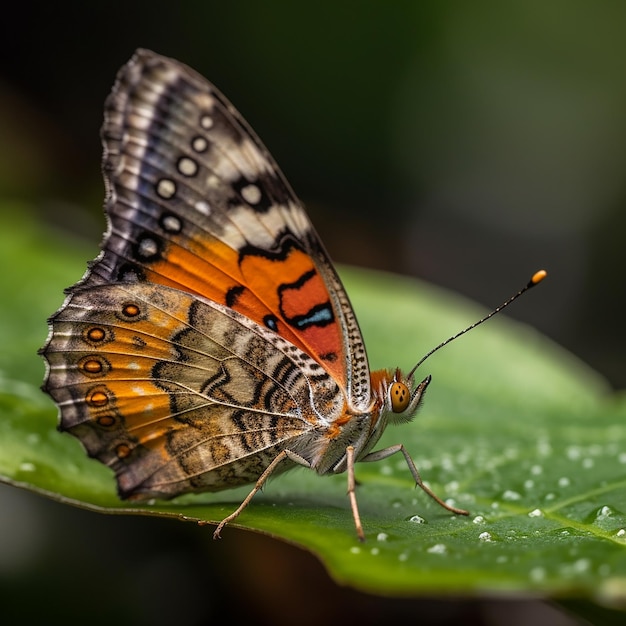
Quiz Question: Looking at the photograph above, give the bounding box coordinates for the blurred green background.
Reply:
[1,1,624,624]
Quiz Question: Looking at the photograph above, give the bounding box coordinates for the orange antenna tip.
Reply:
[530,269,547,286]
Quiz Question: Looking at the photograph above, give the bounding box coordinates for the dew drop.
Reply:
[441,456,455,471]
[502,490,521,501]
[595,505,613,521]
[370,547,380,556]
[408,514,426,524]
[472,515,485,525]
[349,546,361,555]
[427,543,447,555]
[567,446,582,460]
[528,508,543,518]
[524,479,535,490]
[376,532,389,542]
[530,464,543,475]
[582,458,594,469]
[529,567,546,582]
[616,528,626,538]
[478,531,493,542]
[561,558,591,576]
[19,462,35,472]
[398,552,409,562]
[558,476,571,487]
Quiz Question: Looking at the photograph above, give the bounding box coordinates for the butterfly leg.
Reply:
[212,449,312,539]
[346,445,366,542]
[360,444,470,516]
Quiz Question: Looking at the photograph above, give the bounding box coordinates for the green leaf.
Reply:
[2,204,626,606]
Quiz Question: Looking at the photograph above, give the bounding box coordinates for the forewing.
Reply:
[77,49,371,405]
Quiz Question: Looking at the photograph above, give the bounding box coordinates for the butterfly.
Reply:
[41,49,484,541]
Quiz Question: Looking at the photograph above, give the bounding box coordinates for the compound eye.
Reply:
[390,381,410,413]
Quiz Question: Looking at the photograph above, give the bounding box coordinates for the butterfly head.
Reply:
[372,368,431,425]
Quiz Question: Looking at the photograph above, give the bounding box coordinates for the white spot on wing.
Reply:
[195,201,211,215]
[177,157,198,177]
[206,174,221,188]
[192,136,208,152]
[162,215,182,233]
[241,183,262,205]
[156,178,176,199]
[138,238,158,257]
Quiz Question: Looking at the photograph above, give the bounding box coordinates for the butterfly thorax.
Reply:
[307,368,430,476]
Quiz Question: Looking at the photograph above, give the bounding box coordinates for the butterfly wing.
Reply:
[43,282,343,498]
[78,49,370,409]
[40,50,376,499]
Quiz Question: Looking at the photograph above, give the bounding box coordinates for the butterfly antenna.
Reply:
[407,269,547,380]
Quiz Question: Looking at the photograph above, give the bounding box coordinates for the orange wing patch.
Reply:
[142,232,346,387]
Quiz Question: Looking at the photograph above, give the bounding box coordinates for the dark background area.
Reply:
[1,1,624,624]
